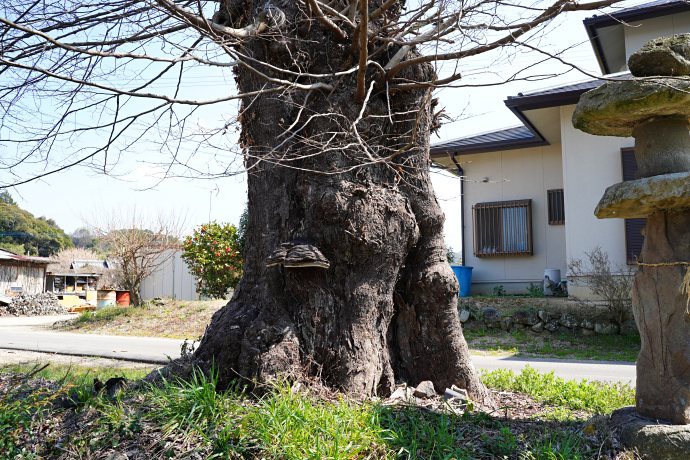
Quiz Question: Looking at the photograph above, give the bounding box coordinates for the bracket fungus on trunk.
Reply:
[265,238,330,269]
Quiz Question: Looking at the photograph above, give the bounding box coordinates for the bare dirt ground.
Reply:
[51,298,227,340]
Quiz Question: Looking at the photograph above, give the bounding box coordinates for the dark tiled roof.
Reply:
[584,0,690,73]
[430,73,633,157]
[430,75,624,156]
[430,125,544,157]
[506,79,601,104]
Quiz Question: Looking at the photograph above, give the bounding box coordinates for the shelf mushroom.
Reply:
[265,238,330,269]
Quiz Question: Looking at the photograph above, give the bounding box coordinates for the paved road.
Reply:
[0,314,78,327]
[0,320,181,364]
[0,315,636,383]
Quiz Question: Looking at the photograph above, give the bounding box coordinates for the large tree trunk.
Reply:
[184,0,492,404]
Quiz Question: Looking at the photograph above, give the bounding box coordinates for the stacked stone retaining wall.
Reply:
[458,297,638,336]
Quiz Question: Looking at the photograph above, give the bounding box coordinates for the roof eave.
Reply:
[430,136,548,157]
[583,1,690,74]
[583,1,690,28]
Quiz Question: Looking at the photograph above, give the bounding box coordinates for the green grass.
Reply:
[481,365,635,413]
[376,402,483,459]
[0,364,149,458]
[1,362,150,383]
[0,366,55,458]
[1,365,635,459]
[248,383,384,459]
[146,367,244,438]
[76,305,136,323]
[465,329,640,362]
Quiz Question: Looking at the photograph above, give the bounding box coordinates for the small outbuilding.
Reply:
[0,248,56,301]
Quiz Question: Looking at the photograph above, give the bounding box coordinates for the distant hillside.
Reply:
[0,191,74,256]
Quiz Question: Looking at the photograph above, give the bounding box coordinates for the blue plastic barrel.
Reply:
[451,266,473,297]
[97,290,116,308]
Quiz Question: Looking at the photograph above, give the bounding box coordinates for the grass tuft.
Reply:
[248,382,384,460]
[376,402,476,459]
[77,305,134,323]
[146,366,243,437]
[481,365,635,413]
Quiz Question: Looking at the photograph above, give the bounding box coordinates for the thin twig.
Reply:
[355,0,369,101]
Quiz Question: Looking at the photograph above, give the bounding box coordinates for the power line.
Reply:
[0,232,70,238]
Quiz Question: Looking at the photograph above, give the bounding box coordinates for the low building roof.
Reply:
[46,272,101,277]
[503,78,605,111]
[70,260,109,269]
[0,248,57,264]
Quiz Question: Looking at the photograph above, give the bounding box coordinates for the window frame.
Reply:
[622,148,645,264]
[547,189,565,225]
[472,199,533,257]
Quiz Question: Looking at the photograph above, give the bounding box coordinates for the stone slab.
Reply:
[611,407,690,459]
[628,34,690,77]
[572,79,690,137]
[594,172,690,218]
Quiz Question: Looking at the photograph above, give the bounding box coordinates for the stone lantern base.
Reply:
[611,407,690,459]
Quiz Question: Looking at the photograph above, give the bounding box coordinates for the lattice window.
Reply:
[547,189,565,225]
[473,200,533,257]
[622,148,645,264]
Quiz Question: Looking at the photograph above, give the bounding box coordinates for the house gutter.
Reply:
[450,154,465,267]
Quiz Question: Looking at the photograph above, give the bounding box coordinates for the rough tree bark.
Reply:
[177,0,492,403]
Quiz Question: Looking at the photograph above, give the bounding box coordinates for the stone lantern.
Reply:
[573,34,690,426]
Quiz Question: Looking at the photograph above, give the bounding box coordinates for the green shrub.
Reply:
[181,222,243,299]
[527,283,545,297]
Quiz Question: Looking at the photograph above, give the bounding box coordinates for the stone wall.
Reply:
[458,298,638,336]
[0,292,67,316]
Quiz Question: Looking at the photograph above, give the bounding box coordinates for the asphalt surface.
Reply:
[0,314,180,364]
[0,315,637,384]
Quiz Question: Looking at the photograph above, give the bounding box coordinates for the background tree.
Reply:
[182,222,244,299]
[0,191,17,206]
[0,0,625,399]
[69,227,107,254]
[90,208,187,306]
[0,192,73,256]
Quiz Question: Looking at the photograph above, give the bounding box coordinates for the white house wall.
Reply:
[458,143,566,295]
[624,12,690,62]
[139,250,200,301]
[559,104,635,298]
